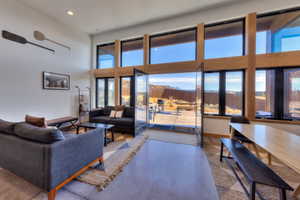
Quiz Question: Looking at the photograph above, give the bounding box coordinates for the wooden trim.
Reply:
[197,24,204,62]
[145,61,197,74]
[115,76,120,105]
[204,115,231,120]
[48,189,56,200]
[245,13,256,120]
[204,132,230,138]
[256,51,300,68]
[204,56,247,71]
[48,157,102,200]
[253,118,300,125]
[115,40,121,68]
[93,68,115,78]
[144,34,149,65]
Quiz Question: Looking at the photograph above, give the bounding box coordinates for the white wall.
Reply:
[91,0,300,134]
[0,0,91,122]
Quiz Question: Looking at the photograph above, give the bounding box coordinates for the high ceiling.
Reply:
[17,0,244,35]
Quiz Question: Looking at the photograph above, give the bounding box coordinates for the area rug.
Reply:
[77,134,148,191]
[204,137,300,200]
[143,129,198,146]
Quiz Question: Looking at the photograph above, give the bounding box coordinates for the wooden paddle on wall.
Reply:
[2,30,55,53]
[34,31,71,50]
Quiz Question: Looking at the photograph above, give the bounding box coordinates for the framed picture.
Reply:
[43,72,70,90]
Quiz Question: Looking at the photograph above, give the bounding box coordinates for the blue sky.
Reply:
[98,29,300,92]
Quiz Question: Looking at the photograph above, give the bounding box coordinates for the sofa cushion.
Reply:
[0,119,15,135]
[14,123,65,144]
[91,116,110,123]
[103,107,113,116]
[109,117,134,126]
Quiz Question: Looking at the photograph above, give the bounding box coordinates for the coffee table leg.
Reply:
[104,129,107,146]
[76,126,79,134]
[111,129,114,142]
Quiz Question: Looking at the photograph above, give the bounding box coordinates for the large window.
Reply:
[204,73,220,114]
[284,68,300,119]
[256,9,300,54]
[256,67,300,120]
[107,78,115,106]
[205,19,245,59]
[255,70,275,118]
[96,78,115,107]
[97,43,115,69]
[204,70,244,116]
[225,71,244,115]
[96,79,105,107]
[120,77,133,106]
[121,38,144,67]
[150,28,196,64]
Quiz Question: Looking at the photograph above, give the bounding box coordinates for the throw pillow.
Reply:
[0,119,15,135]
[14,123,65,144]
[115,111,123,118]
[109,110,116,118]
[115,105,125,111]
[25,115,47,128]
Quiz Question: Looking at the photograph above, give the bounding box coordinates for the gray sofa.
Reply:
[0,119,104,200]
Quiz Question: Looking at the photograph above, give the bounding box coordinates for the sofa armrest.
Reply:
[45,128,104,191]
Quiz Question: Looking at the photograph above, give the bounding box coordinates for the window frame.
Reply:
[96,42,115,69]
[121,37,144,67]
[96,77,115,108]
[119,76,135,106]
[204,17,246,59]
[256,67,300,121]
[204,69,245,117]
[149,27,198,64]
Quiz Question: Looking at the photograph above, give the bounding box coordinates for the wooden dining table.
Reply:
[230,122,300,198]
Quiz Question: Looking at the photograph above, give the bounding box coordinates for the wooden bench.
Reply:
[47,116,78,129]
[220,138,293,200]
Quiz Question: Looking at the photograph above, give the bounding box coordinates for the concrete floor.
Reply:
[36,139,218,200]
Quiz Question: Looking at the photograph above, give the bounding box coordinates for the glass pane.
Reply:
[121,39,143,67]
[204,73,220,114]
[150,29,196,64]
[255,70,275,118]
[148,73,196,131]
[225,71,243,115]
[284,68,300,119]
[256,10,300,54]
[121,77,131,106]
[97,43,115,69]
[107,78,115,106]
[96,79,105,107]
[205,20,244,59]
[135,71,148,135]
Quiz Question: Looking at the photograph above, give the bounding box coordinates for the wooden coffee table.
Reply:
[76,122,114,146]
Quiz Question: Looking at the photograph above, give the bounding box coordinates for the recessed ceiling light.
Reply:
[67,10,75,16]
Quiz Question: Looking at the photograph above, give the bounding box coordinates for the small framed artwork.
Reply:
[43,72,70,90]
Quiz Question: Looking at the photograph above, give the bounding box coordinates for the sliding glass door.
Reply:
[148,72,197,133]
[134,69,148,136]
